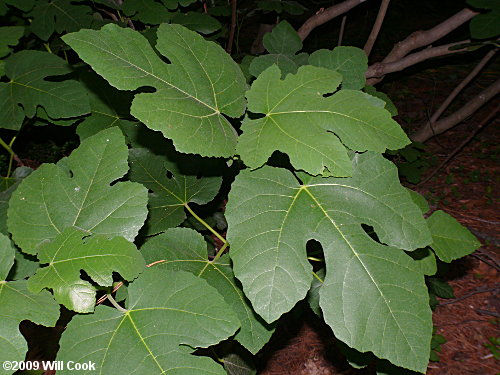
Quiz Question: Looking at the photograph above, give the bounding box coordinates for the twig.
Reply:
[471,253,500,272]
[226,0,237,54]
[337,15,347,46]
[95,260,166,306]
[297,0,369,41]
[363,0,390,57]
[96,7,119,21]
[439,286,499,306]
[417,103,500,184]
[367,8,478,85]
[366,40,470,79]
[427,47,497,126]
[475,309,500,318]
[383,8,477,63]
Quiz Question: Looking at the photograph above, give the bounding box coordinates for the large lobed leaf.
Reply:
[226,153,433,372]
[140,227,274,353]
[249,21,308,78]
[63,23,247,157]
[7,127,148,254]
[27,0,97,40]
[57,268,240,374]
[0,50,90,130]
[28,227,146,313]
[237,65,410,176]
[0,234,59,373]
[0,26,23,58]
[128,148,222,235]
[427,210,481,262]
[309,46,368,90]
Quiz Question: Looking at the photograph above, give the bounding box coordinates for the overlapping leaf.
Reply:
[171,12,222,34]
[28,227,146,313]
[140,227,274,353]
[237,65,409,176]
[57,268,239,374]
[7,127,148,254]
[63,23,247,157]
[0,0,34,15]
[129,148,222,235]
[249,21,308,78]
[27,0,97,40]
[309,46,368,90]
[76,72,136,141]
[0,26,23,58]
[226,152,433,372]
[0,234,59,372]
[467,0,500,39]
[0,50,90,130]
[0,167,32,235]
[122,0,172,24]
[427,210,480,262]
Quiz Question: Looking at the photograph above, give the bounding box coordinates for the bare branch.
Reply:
[338,15,347,46]
[366,41,470,79]
[410,77,500,142]
[428,47,498,124]
[363,0,391,57]
[297,0,369,42]
[417,103,500,185]
[226,0,237,54]
[383,8,477,64]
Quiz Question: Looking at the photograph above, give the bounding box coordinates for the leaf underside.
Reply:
[238,65,410,176]
[140,227,274,354]
[226,152,432,372]
[63,23,247,157]
[57,268,239,374]
[7,127,148,254]
[28,227,146,313]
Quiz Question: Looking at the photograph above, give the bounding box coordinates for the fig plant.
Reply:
[0,1,486,374]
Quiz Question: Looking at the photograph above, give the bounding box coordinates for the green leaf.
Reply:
[468,0,500,39]
[0,167,32,235]
[171,11,222,34]
[426,278,455,299]
[223,350,257,375]
[7,127,148,255]
[238,65,410,176]
[0,26,24,58]
[163,0,197,9]
[28,227,145,312]
[122,0,172,24]
[309,47,368,90]
[406,188,429,214]
[140,227,274,353]
[7,248,39,280]
[364,85,398,116]
[76,72,136,141]
[282,1,307,15]
[226,153,432,372]
[63,23,247,157]
[0,0,34,15]
[0,50,90,130]
[427,210,481,263]
[0,236,59,370]
[408,248,437,276]
[307,268,325,317]
[249,21,308,78]
[0,233,14,280]
[57,268,239,374]
[28,0,97,40]
[129,148,222,235]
